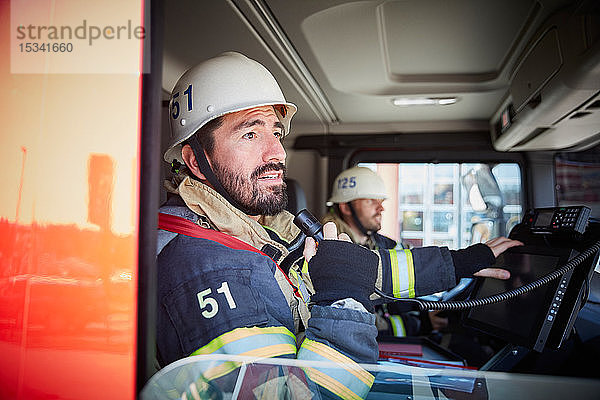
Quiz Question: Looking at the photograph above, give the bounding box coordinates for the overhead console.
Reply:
[492,1,600,151]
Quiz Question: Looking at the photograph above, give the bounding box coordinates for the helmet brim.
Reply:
[164,101,297,164]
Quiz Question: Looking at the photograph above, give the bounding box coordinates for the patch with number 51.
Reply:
[163,268,267,354]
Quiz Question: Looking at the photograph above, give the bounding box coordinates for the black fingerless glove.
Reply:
[308,240,378,313]
[450,243,496,282]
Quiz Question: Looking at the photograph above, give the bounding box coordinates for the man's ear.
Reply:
[181,144,207,180]
[338,202,352,217]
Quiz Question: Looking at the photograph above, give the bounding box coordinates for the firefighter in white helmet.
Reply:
[323,166,395,250]
[156,52,382,399]
[323,166,451,337]
[322,165,523,340]
[153,52,522,398]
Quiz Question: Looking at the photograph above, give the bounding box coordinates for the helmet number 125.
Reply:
[337,176,356,189]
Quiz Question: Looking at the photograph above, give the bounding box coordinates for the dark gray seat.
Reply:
[285,178,307,215]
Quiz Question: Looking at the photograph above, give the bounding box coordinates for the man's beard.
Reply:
[358,213,382,232]
[366,215,382,232]
[212,160,288,216]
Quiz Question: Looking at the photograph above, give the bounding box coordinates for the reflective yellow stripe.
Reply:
[189,326,297,381]
[389,249,400,297]
[300,340,373,385]
[303,367,363,400]
[191,326,296,355]
[389,315,406,337]
[290,268,311,303]
[302,259,309,274]
[390,249,415,298]
[202,343,297,380]
[299,338,374,399]
[242,343,296,357]
[404,249,415,298]
[201,361,240,381]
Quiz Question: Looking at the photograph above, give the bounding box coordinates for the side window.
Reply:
[359,162,522,249]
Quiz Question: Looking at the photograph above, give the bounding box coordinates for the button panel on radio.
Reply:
[525,206,591,235]
[552,207,579,229]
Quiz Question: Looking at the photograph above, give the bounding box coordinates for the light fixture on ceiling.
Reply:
[391,97,459,106]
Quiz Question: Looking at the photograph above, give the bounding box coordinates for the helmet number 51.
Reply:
[171,84,193,120]
[197,281,237,319]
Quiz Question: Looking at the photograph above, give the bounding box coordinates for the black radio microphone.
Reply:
[293,209,324,242]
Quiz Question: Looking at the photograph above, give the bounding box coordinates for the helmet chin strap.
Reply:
[348,202,372,236]
[188,135,259,216]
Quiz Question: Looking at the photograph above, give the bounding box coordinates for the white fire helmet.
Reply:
[164,52,297,164]
[328,166,388,204]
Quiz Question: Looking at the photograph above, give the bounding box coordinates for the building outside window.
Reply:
[359,162,522,250]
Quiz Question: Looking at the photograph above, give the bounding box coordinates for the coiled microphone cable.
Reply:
[374,240,600,311]
[291,209,600,313]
